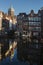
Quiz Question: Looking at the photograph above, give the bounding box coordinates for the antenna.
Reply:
[10,0,12,8]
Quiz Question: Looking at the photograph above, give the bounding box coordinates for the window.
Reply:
[28,17,33,21]
[33,27,41,31]
[33,17,38,21]
[28,17,31,20]
[38,17,41,21]
[9,20,12,30]
[36,44,38,48]
[33,32,39,36]
[29,22,41,26]
[38,13,41,16]
[31,17,33,21]
[34,17,36,21]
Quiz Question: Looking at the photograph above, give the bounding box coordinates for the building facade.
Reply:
[0,6,17,35]
[17,7,43,65]
[17,13,29,35]
[8,6,17,30]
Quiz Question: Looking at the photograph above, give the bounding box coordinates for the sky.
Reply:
[0,0,43,15]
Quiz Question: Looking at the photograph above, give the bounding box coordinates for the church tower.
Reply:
[8,6,14,17]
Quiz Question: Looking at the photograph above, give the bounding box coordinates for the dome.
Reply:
[9,6,14,12]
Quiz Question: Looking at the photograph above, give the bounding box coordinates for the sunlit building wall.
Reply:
[0,11,3,30]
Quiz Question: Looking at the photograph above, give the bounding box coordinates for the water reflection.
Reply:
[0,38,29,65]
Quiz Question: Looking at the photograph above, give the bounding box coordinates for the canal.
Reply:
[0,38,30,65]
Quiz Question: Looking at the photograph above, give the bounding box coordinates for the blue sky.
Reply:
[0,0,43,15]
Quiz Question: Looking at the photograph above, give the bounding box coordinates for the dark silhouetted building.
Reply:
[17,7,43,65]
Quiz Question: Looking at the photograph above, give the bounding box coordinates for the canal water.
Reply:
[0,38,30,65]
